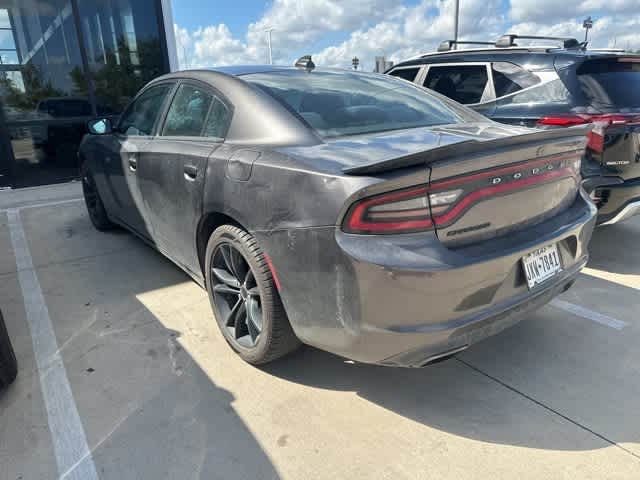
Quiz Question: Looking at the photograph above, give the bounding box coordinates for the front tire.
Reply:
[0,310,17,389]
[205,225,300,364]
[81,162,115,231]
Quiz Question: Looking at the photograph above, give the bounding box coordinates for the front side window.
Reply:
[162,84,213,137]
[117,84,172,136]
[246,70,470,138]
[423,65,489,104]
[388,67,420,83]
[491,62,540,98]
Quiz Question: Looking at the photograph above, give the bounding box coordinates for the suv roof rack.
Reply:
[496,34,583,50]
[437,40,495,52]
[588,48,625,53]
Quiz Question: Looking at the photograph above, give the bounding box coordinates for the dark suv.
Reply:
[387,35,640,225]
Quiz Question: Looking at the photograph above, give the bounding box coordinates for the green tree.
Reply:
[71,36,164,113]
[0,64,63,112]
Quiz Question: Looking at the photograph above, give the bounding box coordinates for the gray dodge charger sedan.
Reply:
[79,64,597,367]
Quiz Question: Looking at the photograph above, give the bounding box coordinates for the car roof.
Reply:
[203,65,356,76]
[205,65,293,76]
[390,48,639,71]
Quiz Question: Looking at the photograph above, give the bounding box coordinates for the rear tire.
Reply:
[0,310,18,389]
[81,162,115,231]
[205,225,300,364]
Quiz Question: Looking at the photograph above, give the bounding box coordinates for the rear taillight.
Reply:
[537,114,640,154]
[342,153,581,235]
[343,185,434,234]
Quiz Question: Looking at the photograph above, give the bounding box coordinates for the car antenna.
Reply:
[295,55,315,72]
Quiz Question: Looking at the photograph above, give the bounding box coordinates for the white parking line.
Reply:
[0,197,83,213]
[550,298,629,331]
[7,208,99,480]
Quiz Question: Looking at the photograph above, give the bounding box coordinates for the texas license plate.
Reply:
[522,243,562,289]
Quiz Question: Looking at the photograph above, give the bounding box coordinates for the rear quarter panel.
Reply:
[200,147,375,232]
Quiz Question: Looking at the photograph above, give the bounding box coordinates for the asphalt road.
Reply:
[1,184,639,479]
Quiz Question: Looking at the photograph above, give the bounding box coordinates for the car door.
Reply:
[422,63,497,117]
[138,81,232,277]
[102,83,175,238]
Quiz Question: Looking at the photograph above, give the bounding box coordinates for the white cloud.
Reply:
[174,0,640,72]
[314,0,505,70]
[510,0,639,22]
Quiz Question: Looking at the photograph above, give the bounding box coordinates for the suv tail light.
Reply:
[537,114,640,153]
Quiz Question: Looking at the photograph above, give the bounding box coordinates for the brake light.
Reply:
[537,113,640,127]
[537,115,588,127]
[537,114,640,153]
[342,152,581,235]
[343,185,435,234]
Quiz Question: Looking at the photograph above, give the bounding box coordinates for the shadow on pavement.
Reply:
[0,205,280,480]
[587,219,640,275]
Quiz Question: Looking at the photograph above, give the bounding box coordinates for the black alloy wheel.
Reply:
[205,225,300,364]
[211,243,263,348]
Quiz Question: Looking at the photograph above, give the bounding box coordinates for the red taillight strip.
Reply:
[429,151,581,192]
[433,167,578,226]
[348,217,433,233]
[538,114,640,127]
[346,185,433,233]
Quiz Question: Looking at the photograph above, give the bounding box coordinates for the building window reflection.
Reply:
[0,0,171,188]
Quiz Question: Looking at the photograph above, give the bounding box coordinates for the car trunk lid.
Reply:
[343,124,589,246]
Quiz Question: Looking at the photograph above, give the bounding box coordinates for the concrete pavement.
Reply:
[1,184,639,479]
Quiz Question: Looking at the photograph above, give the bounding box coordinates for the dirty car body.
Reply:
[79,67,597,367]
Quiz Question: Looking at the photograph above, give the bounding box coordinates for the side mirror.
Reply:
[87,118,112,135]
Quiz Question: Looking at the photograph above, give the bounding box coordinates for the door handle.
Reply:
[184,164,198,181]
[128,157,137,172]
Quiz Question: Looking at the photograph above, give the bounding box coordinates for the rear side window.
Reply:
[491,62,540,98]
[203,99,231,138]
[162,84,213,137]
[577,58,640,109]
[423,65,488,104]
[388,67,420,82]
[495,79,572,107]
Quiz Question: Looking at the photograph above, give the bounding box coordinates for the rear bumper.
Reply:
[376,260,583,367]
[255,190,596,367]
[594,179,640,225]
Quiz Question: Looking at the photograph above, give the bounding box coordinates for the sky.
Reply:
[171,0,640,71]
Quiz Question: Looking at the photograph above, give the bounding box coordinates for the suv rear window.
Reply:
[577,58,640,110]
[423,65,488,104]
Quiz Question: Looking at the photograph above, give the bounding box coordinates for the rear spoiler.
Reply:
[342,126,592,175]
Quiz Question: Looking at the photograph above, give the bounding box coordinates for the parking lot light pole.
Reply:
[583,16,593,43]
[265,27,274,65]
[453,0,460,49]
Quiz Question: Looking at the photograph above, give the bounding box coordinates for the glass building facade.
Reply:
[0,0,176,188]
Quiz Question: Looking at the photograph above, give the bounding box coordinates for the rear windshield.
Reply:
[577,58,640,110]
[245,70,475,138]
